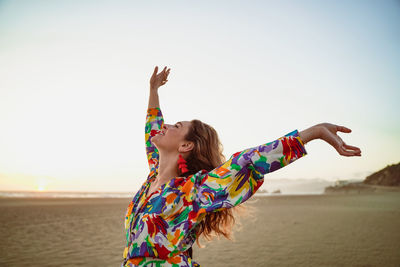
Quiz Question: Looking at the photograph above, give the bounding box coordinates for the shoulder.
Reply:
[174,170,208,192]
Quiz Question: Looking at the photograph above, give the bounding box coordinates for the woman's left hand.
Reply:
[317,123,362,157]
[150,66,171,90]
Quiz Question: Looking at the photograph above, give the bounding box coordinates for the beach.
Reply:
[0,193,399,267]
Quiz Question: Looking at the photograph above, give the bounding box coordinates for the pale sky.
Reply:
[0,0,399,193]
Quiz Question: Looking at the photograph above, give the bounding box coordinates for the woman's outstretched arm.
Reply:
[191,129,307,215]
[190,124,361,218]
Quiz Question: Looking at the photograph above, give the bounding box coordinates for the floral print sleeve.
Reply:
[194,129,307,213]
[145,107,164,173]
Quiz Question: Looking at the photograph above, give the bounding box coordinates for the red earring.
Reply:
[178,154,189,174]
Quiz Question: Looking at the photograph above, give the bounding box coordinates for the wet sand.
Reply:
[0,192,399,267]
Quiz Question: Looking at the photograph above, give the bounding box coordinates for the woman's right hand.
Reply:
[317,123,362,157]
[299,123,361,157]
[150,66,171,90]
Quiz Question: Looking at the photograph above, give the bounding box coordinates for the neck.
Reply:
[156,152,180,184]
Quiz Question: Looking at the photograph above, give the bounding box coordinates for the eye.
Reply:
[174,124,178,128]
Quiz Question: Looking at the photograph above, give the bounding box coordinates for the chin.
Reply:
[152,135,163,146]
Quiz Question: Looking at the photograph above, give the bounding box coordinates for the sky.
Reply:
[0,0,399,193]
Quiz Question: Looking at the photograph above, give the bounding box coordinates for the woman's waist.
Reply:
[123,247,191,257]
[122,251,192,266]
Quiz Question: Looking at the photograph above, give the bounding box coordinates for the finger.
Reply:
[341,143,358,152]
[343,144,361,152]
[337,125,352,133]
[337,146,356,157]
[338,146,361,157]
[344,149,361,156]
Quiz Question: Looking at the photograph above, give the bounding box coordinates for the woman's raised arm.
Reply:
[144,66,170,172]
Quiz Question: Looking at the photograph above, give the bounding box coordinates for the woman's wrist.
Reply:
[298,125,322,145]
[148,87,160,109]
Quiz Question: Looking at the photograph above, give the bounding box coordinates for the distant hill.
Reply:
[363,163,400,186]
[324,162,400,194]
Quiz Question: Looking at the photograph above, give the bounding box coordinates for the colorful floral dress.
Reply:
[122,107,308,267]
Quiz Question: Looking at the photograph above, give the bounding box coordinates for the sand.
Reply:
[0,192,399,267]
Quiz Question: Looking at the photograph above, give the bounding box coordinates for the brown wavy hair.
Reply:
[182,119,257,252]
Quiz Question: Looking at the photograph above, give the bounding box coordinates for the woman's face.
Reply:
[152,121,192,153]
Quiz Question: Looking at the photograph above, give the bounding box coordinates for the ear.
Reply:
[178,141,194,153]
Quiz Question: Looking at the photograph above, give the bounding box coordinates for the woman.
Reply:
[122,66,362,267]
